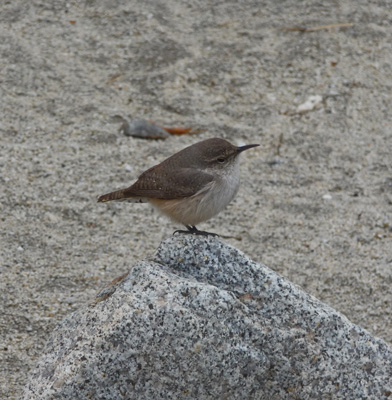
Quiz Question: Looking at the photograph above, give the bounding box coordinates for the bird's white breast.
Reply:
[194,157,241,222]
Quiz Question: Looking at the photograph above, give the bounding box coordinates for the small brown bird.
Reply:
[98,138,259,235]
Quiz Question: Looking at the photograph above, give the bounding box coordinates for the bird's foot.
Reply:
[173,225,218,237]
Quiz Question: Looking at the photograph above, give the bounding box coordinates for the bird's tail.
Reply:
[98,189,127,203]
[98,189,147,203]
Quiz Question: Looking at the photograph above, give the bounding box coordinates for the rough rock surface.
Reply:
[22,235,392,400]
[2,1,392,398]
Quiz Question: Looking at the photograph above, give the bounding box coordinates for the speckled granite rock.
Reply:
[22,235,392,400]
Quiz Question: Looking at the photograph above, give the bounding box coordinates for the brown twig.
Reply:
[276,132,284,156]
[106,73,122,85]
[280,23,353,33]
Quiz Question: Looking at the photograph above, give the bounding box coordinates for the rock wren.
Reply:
[98,138,259,235]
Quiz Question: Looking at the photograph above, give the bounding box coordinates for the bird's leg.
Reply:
[173,225,218,237]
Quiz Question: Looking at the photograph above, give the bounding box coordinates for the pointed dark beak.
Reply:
[237,143,260,153]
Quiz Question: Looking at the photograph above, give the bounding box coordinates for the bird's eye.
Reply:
[217,157,226,163]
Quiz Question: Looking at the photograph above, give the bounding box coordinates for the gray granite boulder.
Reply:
[22,235,392,399]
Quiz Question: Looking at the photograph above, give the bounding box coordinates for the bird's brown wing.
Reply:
[98,167,214,202]
[125,167,214,199]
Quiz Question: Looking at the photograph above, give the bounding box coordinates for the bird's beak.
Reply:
[237,143,260,153]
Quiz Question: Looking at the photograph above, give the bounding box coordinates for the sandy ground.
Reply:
[1,1,391,398]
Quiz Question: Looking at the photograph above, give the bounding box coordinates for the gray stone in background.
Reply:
[1,0,392,398]
[22,236,392,400]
